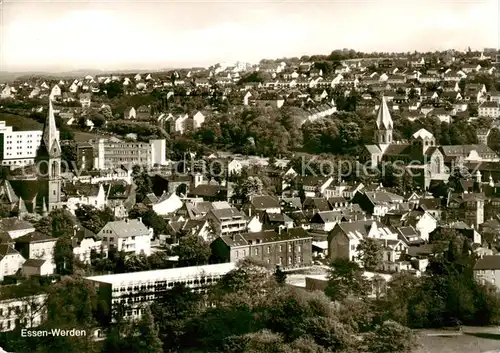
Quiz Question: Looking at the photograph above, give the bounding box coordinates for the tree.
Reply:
[233,176,264,203]
[175,183,188,196]
[100,105,113,119]
[132,166,153,202]
[129,204,167,236]
[54,235,74,274]
[325,259,368,301]
[150,283,202,351]
[364,320,418,353]
[35,209,75,238]
[61,144,77,171]
[174,236,211,267]
[75,204,114,234]
[134,306,163,353]
[487,128,500,153]
[274,266,287,285]
[356,238,383,271]
[88,112,106,128]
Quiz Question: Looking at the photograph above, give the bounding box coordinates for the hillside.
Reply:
[0,112,104,142]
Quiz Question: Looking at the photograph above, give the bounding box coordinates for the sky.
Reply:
[0,0,498,72]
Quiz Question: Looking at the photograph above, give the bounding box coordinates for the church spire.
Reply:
[376,96,393,130]
[375,96,393,145]
[41,98,61,158]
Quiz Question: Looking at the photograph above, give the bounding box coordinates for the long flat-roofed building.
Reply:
[85,263,236,320]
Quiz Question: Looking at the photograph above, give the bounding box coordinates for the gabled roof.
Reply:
[0,243,21,260]
[474,255,500,270]
[280,197,302,210]
[251,195,280,209]
[0,218,34,232]
[311,211,342,224]
[22,258,47,268]
[190,184,221,197]
[209,207,246,221]
[102,219,149,237]
[15,231,56,244]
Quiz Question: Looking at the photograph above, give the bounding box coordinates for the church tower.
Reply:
[375,96,393,151]
[35,98,61,211]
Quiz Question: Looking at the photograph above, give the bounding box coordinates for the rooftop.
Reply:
[85,262,236,285]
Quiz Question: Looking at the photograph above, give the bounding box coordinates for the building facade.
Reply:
[211,228,313,270]
[82,138,167,170]
[0,121,46,167]
[86,263,236,320]
[0,293,47,332]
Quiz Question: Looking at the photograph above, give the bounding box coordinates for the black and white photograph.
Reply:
[0,0,499,352]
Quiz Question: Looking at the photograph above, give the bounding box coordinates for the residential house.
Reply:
[400,210,437,242]
[14,232,56,264]
[0,218,36,241]
[351,190,405,217]
[445,193,485,228]
[64,183,107,214]
[79,93,91,108]
[474,255,500,290]
[0,85,12,99]
[124,107,136,120]
[478,101,500,118]
[300,176,334,197]
[136,106,151,120]
[189,185,226,202]
[248,195,281,215]
[309,211,343,232]
[72,227,107,264]
[192,111,205,129]
[207,207,247,236]
[261,213,294,230]
[0,293,47,332]
[327,220,399,263]
[98,219,153,256]
[0,244,25,280]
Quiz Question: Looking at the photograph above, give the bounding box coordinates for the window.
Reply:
[288,256,292,264]
[267,246,271,254]
[278,257,283,265]
[298,245,302,252]
[254,248,259,255]
[279,245,283,252]
[288,244,292,252]
[235,250,239,259]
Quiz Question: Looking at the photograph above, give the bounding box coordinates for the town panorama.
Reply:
[1,6,500,353]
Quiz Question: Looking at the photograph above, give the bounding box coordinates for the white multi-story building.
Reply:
[478,101,500,118]
[88,138,167,170]
[85,263,236,320]
[97,219,153,256]
[0,121,50,167]
[0,293,47,332]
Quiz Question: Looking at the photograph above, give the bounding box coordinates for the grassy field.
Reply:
[0,112,106,142]
[0,112,42,130]
[417,330,500,353]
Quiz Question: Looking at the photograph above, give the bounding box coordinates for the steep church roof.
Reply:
[376,96,393,130]
[39,98,61,159]
[412,128,434,140]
